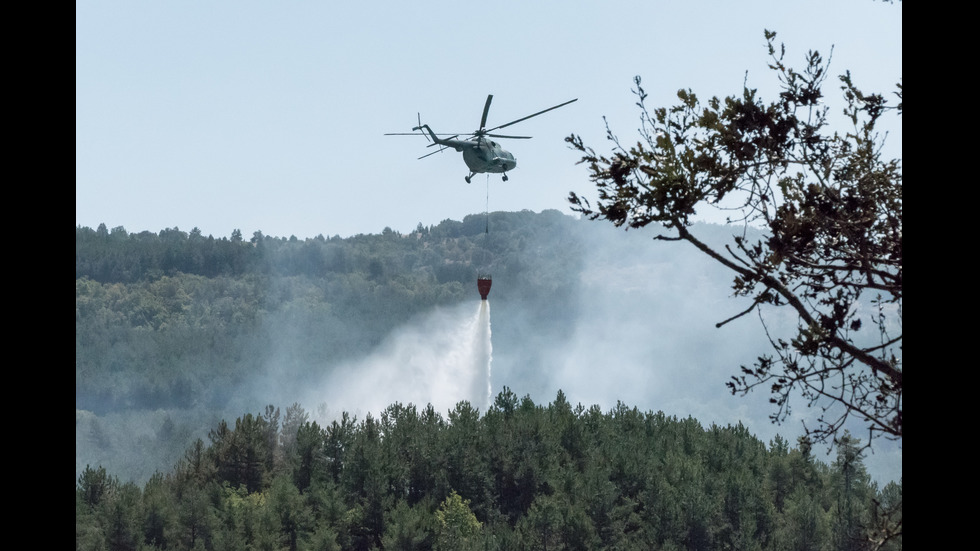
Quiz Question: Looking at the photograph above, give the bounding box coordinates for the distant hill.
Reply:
[76,210,899,489]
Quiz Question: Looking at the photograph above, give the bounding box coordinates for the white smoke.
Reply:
[496,221,901,486]
[302,300,493,421]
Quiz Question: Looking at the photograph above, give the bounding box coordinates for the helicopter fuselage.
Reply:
[416,124,517,180]
[462,139,516,174]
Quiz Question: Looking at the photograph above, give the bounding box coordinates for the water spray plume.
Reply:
[309,301,494,417]
[478,300,493,406]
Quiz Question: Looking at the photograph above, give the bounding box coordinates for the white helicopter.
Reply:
[386,95,577,183]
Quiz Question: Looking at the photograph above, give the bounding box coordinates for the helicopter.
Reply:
[386,95,577,183]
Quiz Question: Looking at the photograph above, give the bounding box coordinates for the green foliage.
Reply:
[382,498,436,551]
[566,30,901,450]
[76,393,899,550]
[435,491,482,551]
[78,465,116,509]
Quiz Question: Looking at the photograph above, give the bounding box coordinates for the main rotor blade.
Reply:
[480,94,493,130]
[485,133,532,139]
[486,98,578,132]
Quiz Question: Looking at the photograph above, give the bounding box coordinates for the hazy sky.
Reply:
[76,1,902,485]
[76,0,902,240]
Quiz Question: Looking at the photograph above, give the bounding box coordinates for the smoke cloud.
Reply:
[299,300,493,421]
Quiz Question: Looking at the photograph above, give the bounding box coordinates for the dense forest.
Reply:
[77,211,901,549]
[77,394,901,551]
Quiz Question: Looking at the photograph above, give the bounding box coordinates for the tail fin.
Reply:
[412,113,431,143]
[412,123,448,148]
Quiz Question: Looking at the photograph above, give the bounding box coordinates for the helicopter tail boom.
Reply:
[413,124,466,152]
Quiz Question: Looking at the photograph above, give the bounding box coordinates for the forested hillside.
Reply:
[77,210,900,549]
[77,210,593,482]
[77,394,901,551]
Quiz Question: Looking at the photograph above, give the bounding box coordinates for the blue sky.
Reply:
[76,0,901,240]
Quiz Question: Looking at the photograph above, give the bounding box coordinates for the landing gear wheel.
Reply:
[502,174,509,182]
[465,175,472,184]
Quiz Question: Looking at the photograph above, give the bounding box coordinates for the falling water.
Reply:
[475,300,493,408]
